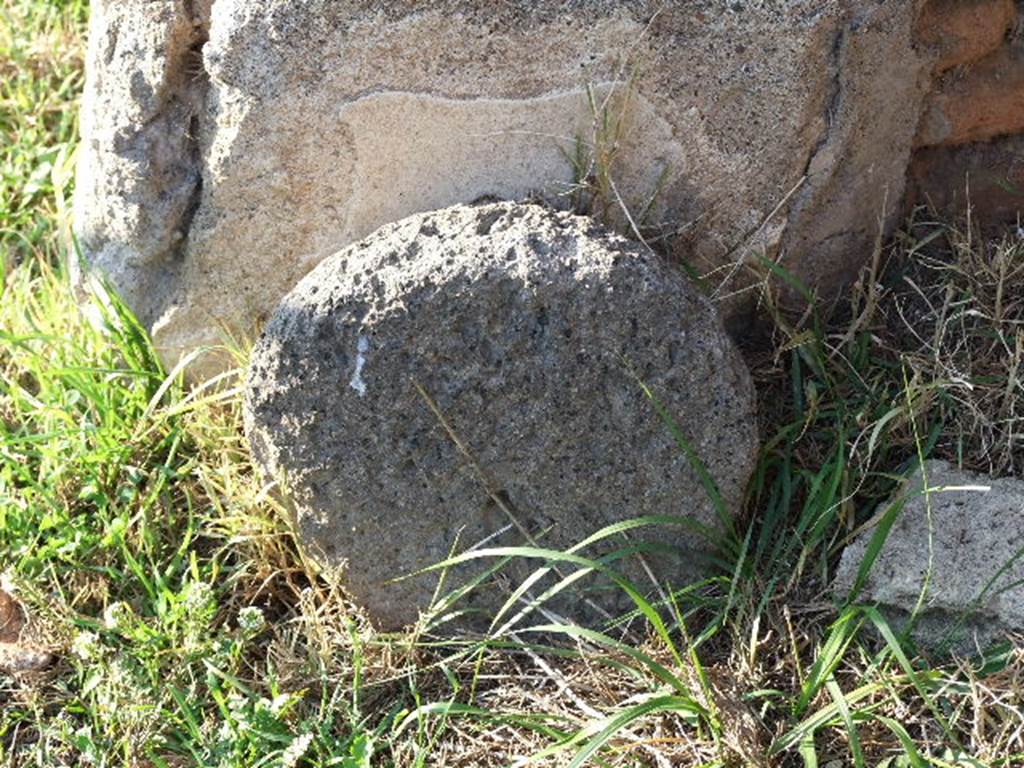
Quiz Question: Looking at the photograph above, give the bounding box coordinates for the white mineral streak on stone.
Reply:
[349,336,370,396]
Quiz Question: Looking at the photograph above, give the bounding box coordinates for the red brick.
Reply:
[916,0,1017,72]
[916,45,1024,147]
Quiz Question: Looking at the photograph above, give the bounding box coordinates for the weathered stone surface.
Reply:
[75,0,943,375]
[915,0,1016,73]
[906,135,1024,227]
[835,461,1024,653]
[906,13,1024,223]
[916,46,1024,148]
[0,585,54,673]
[244,202,758,630]
[71,0,207,330]
[778,2,927,294]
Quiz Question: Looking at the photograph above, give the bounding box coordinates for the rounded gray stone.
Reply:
[244,202,758,630]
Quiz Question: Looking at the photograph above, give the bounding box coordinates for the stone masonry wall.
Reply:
[907,0,1024,228]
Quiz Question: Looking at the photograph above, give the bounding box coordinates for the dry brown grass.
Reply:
[882,213,1024,476]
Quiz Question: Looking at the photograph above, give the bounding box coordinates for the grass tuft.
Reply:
[0,0,85,275]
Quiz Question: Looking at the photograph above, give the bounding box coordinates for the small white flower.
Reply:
[103,601,134,632]
[183,581,216,614]
[237,606,266,636]
[281,732,314,768]
[226,691,248,716]
[71,630,101,661]
[106,657,132,689]
[268,693,293,716]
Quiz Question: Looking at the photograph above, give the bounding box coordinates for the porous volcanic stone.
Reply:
[835,460,1024,654]
[244,202,758,630]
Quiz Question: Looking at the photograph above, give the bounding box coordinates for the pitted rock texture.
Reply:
[244,202,758,630]
[835,461,1024,654]
[915,0,1017,73]
[75,0,950,376]
[72,0,208,331]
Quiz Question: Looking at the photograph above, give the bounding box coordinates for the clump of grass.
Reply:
[562,80,671,242]
[730,212,1024,765]
[0,259,399,766]
[563,83,632,225]
[0,0,86,275]
[882,214,1024,476]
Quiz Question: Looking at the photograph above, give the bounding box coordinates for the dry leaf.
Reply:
[0,588,25,643]
[0,588,54,673]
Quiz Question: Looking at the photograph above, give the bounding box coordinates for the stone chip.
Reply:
[835,460,1024,654]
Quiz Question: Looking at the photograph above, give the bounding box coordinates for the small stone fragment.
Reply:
[0,589,24,643]
[835,460,1024,653]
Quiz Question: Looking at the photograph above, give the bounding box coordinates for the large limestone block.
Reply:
[244,202,759,630]
[74,0,933,375]
[835,461,1024,654]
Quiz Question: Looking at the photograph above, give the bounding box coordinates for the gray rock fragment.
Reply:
[244,202,758,630]
[835,460,1024,654]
